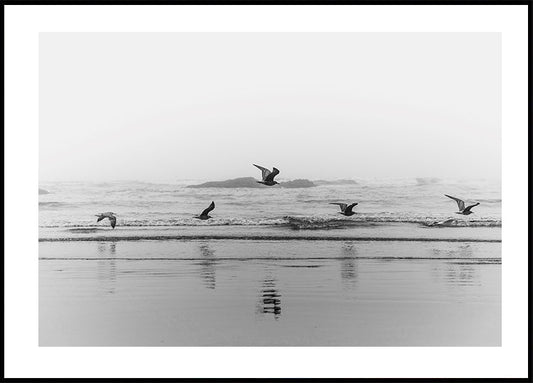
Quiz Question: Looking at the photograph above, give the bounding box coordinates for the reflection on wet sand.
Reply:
[432,244,474,259]
[97,242,117,294]
[256,277,282,320]
[443,263,478,286]
[40,239,501,346]
[431,244,480,286]
[340,242,358,290]
[198,243,216,289]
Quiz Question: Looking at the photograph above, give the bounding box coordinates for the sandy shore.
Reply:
[39,239,500,346]
[39,223,502,242]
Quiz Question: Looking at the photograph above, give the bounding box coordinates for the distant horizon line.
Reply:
[39,176,502,184]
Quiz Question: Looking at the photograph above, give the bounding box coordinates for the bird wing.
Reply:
[445,194,465,211]
[330,203,347,212]
[345,203,358,214]
[265,167,280,182]
[96,215,105,222]
[253,164,271,181]
[200,201,215,216]
[463,202,479,213]
[109,215,117,228]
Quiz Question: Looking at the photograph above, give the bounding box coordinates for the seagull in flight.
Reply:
[96,212,117,229]
[330,202,358,216]
[253,164,280,186]
[445,195,480,215]
[195,201,215,220]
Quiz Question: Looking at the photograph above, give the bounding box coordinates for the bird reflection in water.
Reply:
[432,244,480,286]
[97,241,117,294]
[198,243,216,290]
[340,242,358,290]
[432,243,474,259]
[256,277,282,320]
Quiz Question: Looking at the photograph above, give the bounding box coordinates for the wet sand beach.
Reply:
[39,238,501,346]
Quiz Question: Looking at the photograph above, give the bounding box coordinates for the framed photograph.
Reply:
[4,1,529,380]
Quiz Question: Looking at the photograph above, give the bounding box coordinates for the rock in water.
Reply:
[279,179,316,188]
[187,177,267,188]
[187,177,316,189]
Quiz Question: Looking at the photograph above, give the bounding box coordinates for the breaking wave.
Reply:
[40,215,501,229]
[281,216,501,229]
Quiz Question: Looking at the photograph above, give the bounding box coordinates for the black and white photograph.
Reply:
[38,31,502,347]
[4,2,528,380]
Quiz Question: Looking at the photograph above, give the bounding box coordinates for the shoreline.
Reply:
[39,235,501,243]
[39,222,502,243]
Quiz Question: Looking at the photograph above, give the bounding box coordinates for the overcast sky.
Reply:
[40,32,501,182]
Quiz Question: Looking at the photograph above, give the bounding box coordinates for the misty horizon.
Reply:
[40,32,501,183]
[39,175,501,185]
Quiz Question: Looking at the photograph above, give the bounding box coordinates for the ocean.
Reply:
[39,178,501,238]
[39,178,501,346]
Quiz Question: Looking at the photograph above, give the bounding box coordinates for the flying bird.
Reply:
[96,212,117,229]
[253,164,280,186]
[330,202,358,216]
[195,201,215,220]
[444,194,480,215]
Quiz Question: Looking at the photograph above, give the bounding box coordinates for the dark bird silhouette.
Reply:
[195,201,215,220]
[253,164,280,186]
[445,194,480,215]
[330,202,358,216]
[96,212,117,229]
